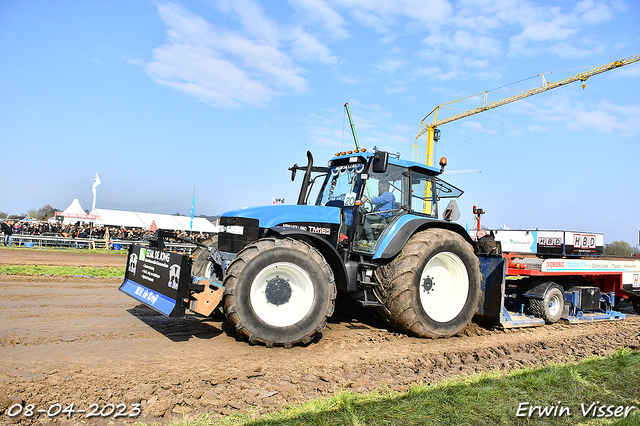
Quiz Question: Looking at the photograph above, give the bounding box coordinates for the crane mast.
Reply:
[414,52,640,166]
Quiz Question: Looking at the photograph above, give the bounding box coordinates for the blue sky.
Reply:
[1,0,639,245]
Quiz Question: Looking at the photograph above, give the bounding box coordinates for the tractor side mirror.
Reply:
[289,164,298,181]
[372,151,388,174]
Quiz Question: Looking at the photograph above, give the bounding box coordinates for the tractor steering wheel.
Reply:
[361,199,373,213]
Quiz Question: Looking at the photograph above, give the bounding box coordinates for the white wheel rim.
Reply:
[202,261,214,279]
[250,262,315,327]
[419,252,469,323]
[549,294,561,316]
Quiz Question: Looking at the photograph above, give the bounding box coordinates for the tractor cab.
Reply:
[311,148,463,254]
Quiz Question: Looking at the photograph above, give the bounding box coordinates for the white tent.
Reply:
[53,199,217,232]
[91,208,217,233]
[55,199,98,225]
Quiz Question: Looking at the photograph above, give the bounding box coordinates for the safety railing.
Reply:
[3,234,197,253]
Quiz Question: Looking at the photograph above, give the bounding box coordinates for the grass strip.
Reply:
[171,348,640,426]
[0,265,124,278]
[0,246,128,255]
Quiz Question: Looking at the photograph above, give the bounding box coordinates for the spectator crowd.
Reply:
[0,220,214,244]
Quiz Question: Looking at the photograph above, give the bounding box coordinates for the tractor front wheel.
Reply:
[375,229,481,338]
[191,235,221,280]
[223,238,336,348]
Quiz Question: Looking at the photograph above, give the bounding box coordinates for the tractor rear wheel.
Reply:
[374,229,481,338]
[632,298,640,315]
[223,237,336,348]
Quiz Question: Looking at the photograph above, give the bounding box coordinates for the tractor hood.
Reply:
[221,204,341,229]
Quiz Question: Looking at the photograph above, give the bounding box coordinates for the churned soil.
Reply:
[0,248,639,425]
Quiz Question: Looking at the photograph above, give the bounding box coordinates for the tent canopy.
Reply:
[55,199,97,224]
[53,200,217,233]
[92,208,217,233]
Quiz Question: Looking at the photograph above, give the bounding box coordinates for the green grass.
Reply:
[0,265,124,277]
[165,349,640,426]
[0,246,126,277]
[0,245,128,255]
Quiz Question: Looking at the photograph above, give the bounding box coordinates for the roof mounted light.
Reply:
[439,157,448,173]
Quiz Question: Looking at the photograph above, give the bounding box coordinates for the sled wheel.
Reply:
[374,228,481,338]
[191,235,221,280]
[529,285,564,324]
[223,238,336,347]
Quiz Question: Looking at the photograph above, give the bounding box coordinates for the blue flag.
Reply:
[190,187,195,231]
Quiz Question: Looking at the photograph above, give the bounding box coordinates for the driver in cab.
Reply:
[361,181,395,218]
[360,181,396,242]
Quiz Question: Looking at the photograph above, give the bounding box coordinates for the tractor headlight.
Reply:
[224,225,244,235]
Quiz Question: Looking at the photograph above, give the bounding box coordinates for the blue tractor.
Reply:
[192,148,480,346]
[122,148,481,348]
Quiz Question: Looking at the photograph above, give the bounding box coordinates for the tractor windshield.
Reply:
[316,162,366,208]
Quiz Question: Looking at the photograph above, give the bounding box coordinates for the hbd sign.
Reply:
[573,233,596,250]
[565,232,603,255]
[538,237,562,246]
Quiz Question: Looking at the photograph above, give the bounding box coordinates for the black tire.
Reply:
[632,298,640,315]
[190,235,225,318]
[529,285,564,324]
[374,228,481,338]
[191,235,221,279]
[223,237,336,348]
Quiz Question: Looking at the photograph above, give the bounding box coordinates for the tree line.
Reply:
[0,205,59,221]
[604,241,640,257]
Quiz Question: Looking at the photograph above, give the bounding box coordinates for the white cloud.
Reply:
[146,0,629,107]
[617,64,640,77]
[505,0,614,57]
[384,84,405,94]
[291,32,338,64]
[376,58,403,74]
[303,102,410,153]
[333,0,453,29]
[289,0,350,40]
[214,0,281,45]
[147,43,277,107]
[147,2,307,107]
[567,101,640,135]
[510,95,639,136]
[414,67,441,77]
[460,121,485,131]
[424,30,501,58]
[306,125,345,147]
[411,0,619,84]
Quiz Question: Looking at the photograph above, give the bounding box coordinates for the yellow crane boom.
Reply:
[414,52,640,166]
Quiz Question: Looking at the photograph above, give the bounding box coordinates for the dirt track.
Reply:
[1,248,639,425]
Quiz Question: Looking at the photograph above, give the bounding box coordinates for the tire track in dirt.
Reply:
[0,251,639,425]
